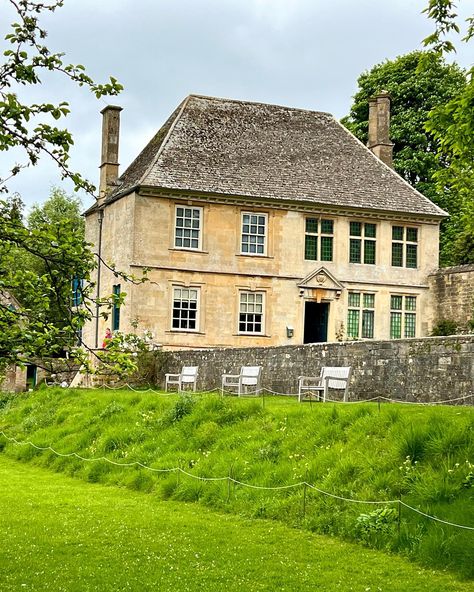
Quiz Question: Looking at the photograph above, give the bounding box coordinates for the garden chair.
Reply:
[298,366,351,402]
[165,366,199,392]
[221,366,262,396]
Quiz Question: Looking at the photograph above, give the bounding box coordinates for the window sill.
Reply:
[236,254,274,259]
[166,330,206,335]
[169,248,208,254]
[233,333,272,338]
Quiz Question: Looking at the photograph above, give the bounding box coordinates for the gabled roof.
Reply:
[101,94,446,218]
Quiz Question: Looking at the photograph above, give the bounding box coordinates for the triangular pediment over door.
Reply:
[298,267,344,301]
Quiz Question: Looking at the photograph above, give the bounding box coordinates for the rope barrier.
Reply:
[0,430,472,530]
[80,383,474,405]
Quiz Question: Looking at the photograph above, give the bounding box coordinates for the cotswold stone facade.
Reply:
[84,95,447,351]
[429,265,474,330]
[160,336,474,402]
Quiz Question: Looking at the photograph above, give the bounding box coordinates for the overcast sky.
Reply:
[1,0,472,211]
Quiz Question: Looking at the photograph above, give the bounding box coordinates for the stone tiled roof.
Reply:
[104,95,446,218]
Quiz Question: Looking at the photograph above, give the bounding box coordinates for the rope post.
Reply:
[227,464,232,503]
[302,470,308,520]
[262,388,265,410]
[398,496,402,537]
[378,396,381,413]
[176,461,181,489]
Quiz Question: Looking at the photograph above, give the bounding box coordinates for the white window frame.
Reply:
[171,286,200,332]
[174,206,203,251]
[240,212,267,256]
[238,291,265,335]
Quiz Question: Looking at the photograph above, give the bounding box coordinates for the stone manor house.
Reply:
[83,94,447,351]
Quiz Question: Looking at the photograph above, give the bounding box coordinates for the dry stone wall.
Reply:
[159,336,474,403]
[429,265,474,330]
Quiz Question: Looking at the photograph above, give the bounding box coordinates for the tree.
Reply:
[0,1,146,379]
[422,1,474,264]
[342,51,467,265]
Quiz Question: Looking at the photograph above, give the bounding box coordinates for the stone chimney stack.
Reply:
[367,91,394,168]
[99,105,122,203]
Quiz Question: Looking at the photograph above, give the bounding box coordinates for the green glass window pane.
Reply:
[391,295,402,310]
[305,235,317,260]
[320,236,333,261]
[392,226,403,240]
[406,227,418,242]
[350,238,361,263]
[363,293,375,308]
[362,310,374,339]
[390,312,402,339]
[392,243,403,266]
[306,218,318,233]
[405,296,416,311]
[364,240,376,264]
[321,219,333,234]
[350,221,362,236]
[406,244,418,268]
[348,292,360,307]
[405,313,416,338]
[347,309,360,339]
[112,284,121,331]
[365,223,376,238]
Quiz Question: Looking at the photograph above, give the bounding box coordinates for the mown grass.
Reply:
[0,387,473,579]
[1,455,472,592]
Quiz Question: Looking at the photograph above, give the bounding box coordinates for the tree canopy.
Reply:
[342,51,469,265]
[0,1,147,379]
[422,0,474,264]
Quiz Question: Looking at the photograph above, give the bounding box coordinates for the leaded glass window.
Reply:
[304,218,333,261]
[390,295,417,339]
[349,221,376,264]
[347,291,375,339]
[391,226,418,268]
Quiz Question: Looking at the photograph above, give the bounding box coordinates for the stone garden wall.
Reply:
[429,264,474,330]
[159,335,474,403]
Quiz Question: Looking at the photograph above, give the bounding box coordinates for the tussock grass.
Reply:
[0,387,473,579]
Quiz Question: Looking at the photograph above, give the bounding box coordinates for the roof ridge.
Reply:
[331,117,448,218]
[186,93,334,118]
[136,96,192,188]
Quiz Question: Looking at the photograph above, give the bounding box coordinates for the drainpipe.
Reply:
[94,208,104,349]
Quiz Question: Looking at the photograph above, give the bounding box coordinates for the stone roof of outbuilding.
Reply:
[101,95,446,218]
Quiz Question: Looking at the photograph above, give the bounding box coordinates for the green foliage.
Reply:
[1,390,473,578]
[342,51,467,265]
[0,0,122,194]
[431,319,459,336]
[356,507,398,543]
[422,1,474,264]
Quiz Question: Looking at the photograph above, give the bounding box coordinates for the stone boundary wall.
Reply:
[429,264,474,330]
[158,336,474,403]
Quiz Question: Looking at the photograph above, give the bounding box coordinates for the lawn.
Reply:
[0,455,472,592]
[0,388,473,579]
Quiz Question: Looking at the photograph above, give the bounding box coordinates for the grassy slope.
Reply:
[1,455,472,592]
[0,388,473,579]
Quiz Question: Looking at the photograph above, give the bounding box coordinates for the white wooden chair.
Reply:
[165,366,199,392]
[298,366,351,402]
[221,366,262,396]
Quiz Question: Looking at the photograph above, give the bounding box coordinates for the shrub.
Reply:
[431,319,459,336]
